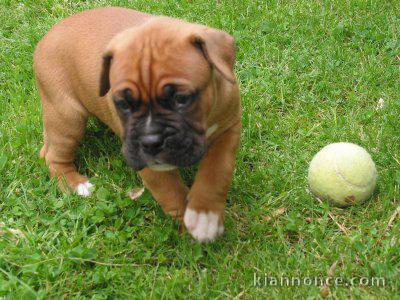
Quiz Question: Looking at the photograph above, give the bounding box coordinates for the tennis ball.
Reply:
[308,142,377,207]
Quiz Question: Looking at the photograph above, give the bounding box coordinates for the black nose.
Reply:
[140,134,164,155]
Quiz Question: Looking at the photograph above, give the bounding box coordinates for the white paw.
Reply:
[183,208,224,243]
[75,181,94,197]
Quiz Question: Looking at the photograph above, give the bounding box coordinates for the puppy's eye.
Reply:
[160,84,199,110]
[173,94,192,108]
[115,99,131,110]
[114,89,141,112]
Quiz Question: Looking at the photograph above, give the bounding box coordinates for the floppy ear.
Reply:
[190,28,236,83]
[99,52,113,97]
[99,27,139,97]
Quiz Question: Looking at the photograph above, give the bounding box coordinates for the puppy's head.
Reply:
[99,18,236,171]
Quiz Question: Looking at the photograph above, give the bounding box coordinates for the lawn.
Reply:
[0,0,399,298]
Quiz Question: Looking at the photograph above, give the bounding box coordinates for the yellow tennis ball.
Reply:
[308,142,377,207]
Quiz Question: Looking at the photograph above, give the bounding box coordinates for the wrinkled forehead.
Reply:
[110,27,212,101]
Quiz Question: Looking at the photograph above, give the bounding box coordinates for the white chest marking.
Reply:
[148,164,177,172]
[206,124,219,138]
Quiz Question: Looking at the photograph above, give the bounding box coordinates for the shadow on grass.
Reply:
[75,118,124,176]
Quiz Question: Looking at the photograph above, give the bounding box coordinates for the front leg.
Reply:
[139,169,188,219]
[184,121,241,242]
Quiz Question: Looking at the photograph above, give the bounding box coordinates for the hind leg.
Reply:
[40,92,93,196]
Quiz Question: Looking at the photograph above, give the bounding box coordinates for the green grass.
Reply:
[1,0,399,298]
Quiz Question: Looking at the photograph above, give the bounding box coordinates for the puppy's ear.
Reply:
[190,28,236,83]
[99,52,112,97]
[99,27,138,97]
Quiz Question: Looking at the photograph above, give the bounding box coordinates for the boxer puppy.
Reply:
[34,7,241,242]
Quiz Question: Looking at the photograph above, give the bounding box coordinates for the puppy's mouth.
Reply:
[122,134,206,172]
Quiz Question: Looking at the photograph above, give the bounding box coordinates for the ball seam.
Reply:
[333,157,374,189]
